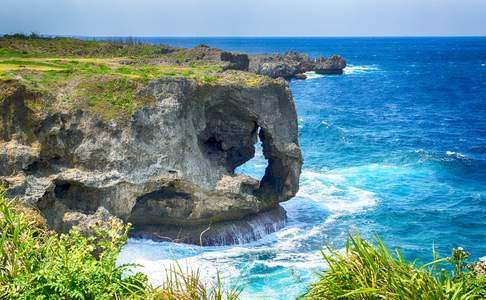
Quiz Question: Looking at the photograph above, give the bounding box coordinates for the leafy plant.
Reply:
[0,187,148,299]
[302,234,486,300]
[0,187,240,299]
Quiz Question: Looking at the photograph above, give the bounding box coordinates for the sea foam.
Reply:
[344,65,380,74]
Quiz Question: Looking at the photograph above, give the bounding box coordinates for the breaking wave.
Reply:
[344,64,381,74]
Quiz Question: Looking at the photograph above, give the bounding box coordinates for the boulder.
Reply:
[249,52,346,78]
[294,73,307,80]
[314,55,347,74]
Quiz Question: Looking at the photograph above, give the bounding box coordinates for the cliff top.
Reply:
[0,34,275,120]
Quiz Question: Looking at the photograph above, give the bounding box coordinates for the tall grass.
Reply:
[302,234,486,300]
[0,187,239,299]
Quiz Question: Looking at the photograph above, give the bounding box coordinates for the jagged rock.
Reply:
[0,76,302,245]
[295,73,307,80]
[314,55,347,74]
[165,44,249,71]
[130,206,287,246]
[249,52,346,79]
[249,52,309,79]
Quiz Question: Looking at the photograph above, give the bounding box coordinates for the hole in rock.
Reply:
[204,137,223,158]
[128,186,194,225]
[51,181,102,214]
[235,133,267,181]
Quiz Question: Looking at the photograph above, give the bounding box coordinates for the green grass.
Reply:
[0,36,275,120]
[0,187,241,299]
[0,57,227,120]
[302,234,486,300]
[0,35,162,58]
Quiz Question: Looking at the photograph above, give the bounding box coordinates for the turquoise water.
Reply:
[117,37,486,299]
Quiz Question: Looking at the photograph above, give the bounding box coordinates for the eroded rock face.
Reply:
[314,55,347,74]
[249,51,346,79]
[140,44,250,71]
[0,77,302,245]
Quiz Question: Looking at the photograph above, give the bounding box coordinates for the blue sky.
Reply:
[1,0,486,36]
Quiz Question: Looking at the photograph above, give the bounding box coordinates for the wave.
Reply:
[446,151,467,159]
[303,71,324,80]
[344,65,381,75]
[413,149,481,165]
[118,165,382,297]
[297,169,377,214]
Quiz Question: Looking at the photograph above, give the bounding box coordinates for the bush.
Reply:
[0,187,148,299]
[302,235,486,300]
[0,187,240,299]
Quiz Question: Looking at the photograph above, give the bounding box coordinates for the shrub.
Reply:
[0,187,148,299]
[302,234,486,300]
[0,187,240,299]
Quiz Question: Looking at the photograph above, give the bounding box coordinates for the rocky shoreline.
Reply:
[0,37,345,245]
[249,51,346,79]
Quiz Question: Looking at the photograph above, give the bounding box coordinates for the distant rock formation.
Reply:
[314,55,347,74]
[249,51,346,79]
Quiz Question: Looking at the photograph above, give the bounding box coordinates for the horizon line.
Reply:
[2,33,486,39]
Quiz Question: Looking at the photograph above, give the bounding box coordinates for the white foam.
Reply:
[344,65,380,75]
[446,151,466,158]
[297,168,377,222]
[118,165,383,298]
[118,242,242,287]
[321,120,331,128]
[303,71,324,80]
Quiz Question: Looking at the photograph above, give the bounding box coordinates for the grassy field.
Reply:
[0,35,268,120]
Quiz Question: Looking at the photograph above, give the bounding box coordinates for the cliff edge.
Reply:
[0,36,303,245]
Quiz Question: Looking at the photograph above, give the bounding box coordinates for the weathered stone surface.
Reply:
[314,55,347,74]
[130,206,287,246]
[140,44,250,71]
[294,73,307,80]
[0,76,302,245]
[249,52,346,79]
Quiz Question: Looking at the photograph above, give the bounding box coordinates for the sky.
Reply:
[1,0,486,37]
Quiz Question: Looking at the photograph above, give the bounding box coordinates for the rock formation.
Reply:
[249,51,346,78]
[0,75,302,245]
[132,44,250,71]
[314,55,347,74]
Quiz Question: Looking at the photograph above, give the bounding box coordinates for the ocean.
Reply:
[114,37,486,299]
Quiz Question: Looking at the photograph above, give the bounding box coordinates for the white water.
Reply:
[118,164,379,298]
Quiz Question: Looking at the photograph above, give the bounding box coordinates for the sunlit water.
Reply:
[114,37,486,299]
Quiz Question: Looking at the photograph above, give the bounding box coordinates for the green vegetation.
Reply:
[2,184,485,299]
[0,33,162,58]
[0,35,269,120]
[302,235,486,300]
[0,188,240,299]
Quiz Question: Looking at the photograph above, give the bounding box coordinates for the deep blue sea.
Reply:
[115,37,486,299]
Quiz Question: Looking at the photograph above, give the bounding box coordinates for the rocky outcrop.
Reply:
[314,55,347,74]
[0,76,302,245]
[138,44,250,71]
[186,44,249,71]
[249,51,346,79]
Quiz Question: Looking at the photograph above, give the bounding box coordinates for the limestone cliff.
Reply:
[249,51,347,79]
[0,74,302,245]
